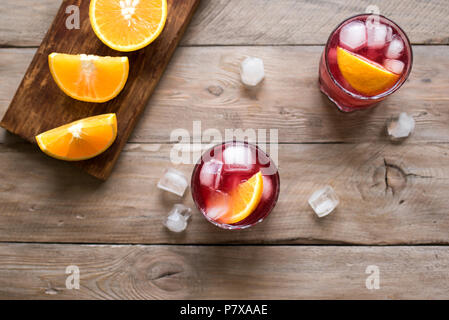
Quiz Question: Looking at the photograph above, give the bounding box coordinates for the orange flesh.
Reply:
[49,53,129,103]
[212,172,264,225]
[336,46,400,96]
[90,0,168,52]
[35,114,117,161]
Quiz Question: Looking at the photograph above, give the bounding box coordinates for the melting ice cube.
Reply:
[199,159,223,189]
[308,185,339,218]
[223,145,255,172]
[386,26,393,42]
[387,112,415,139]
[261,175,273,202]
[384,59,405,74]
[339,21,367,51]
[366,23,387,49]
[165,204,191,233]
[206,204,229,220]
[240,57,265,87]
[386,36,404,59]
[157,168,188,197]
[205,191,230,220]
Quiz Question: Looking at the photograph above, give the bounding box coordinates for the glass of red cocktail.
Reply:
[191,141,280,230]
[319,14,412,112]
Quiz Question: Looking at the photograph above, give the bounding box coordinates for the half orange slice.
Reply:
[336,46,399,96]
[36,114,117,161]
[90,0,168,52]
[49,53,129,103]
[217,172,264,224]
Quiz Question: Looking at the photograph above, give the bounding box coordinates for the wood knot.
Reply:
[148,262,184,281]
[128,250,199,297]
[207,85,224,96]
[383,159,407,195]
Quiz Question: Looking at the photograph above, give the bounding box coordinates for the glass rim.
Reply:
[324,13,413,100]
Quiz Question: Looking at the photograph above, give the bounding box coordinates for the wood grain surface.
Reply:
[1,46,448,144]
[1,0,449,300]
[0,0,200,180]
[1,243,448,299]
[1,0,449,47]
[0,142,448,245]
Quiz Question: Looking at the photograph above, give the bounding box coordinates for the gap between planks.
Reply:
[1,240,449,247]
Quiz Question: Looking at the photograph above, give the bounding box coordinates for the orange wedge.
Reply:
[36,114,117,161]
[89,0,168,52]
[217,172,264,224]
[48,53,129,103]
[336,46,399,96]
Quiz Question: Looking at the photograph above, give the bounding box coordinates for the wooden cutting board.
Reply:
[0,0,200,180]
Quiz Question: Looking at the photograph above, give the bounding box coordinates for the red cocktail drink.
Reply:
[319,14,412,112]
[191,142,280,229]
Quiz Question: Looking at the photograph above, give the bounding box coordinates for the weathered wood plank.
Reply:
[0,243,448,299]
[1,0,449,47]
[0,142,448,245]
[1,46,448,144]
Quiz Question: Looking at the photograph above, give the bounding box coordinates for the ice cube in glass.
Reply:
[385,36,404,59]
[199,159,223,189]
[222,145,255,172]
[339,20,367,51]
[384,59,405,74]
[366,22,387,49]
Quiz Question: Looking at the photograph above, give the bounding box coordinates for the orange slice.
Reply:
[48,53,129,103]
[89,0,168,52]
[217,172,264,224]
[336,46,399,96]
[36,114,117,161]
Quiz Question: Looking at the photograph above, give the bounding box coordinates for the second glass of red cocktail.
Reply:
[191,141,280,230]
[319,14,413,112]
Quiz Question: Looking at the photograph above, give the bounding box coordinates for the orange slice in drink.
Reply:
[36,114,117,161]
[336,46,399,96]
[216,172,264,224]
[48,53,129,103]
[89,0,168,52]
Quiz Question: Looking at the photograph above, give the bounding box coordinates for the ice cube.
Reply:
[199,159,223,189]
[387,112,415,139]
[205,191,230,220]
[157,168,188,197]
[384,59,404,74]
[223,145,255,172]
[366,23,387,49]
[165,204,191,232]
[308,185,339,218]
[240,57,265,87]
[386,36,404,59]
[386,26,393,42]
[339,21,367,51]
[206,205,229,220]
[261,175,273,202]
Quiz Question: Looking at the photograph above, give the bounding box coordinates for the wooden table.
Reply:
[1,0,449,299]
